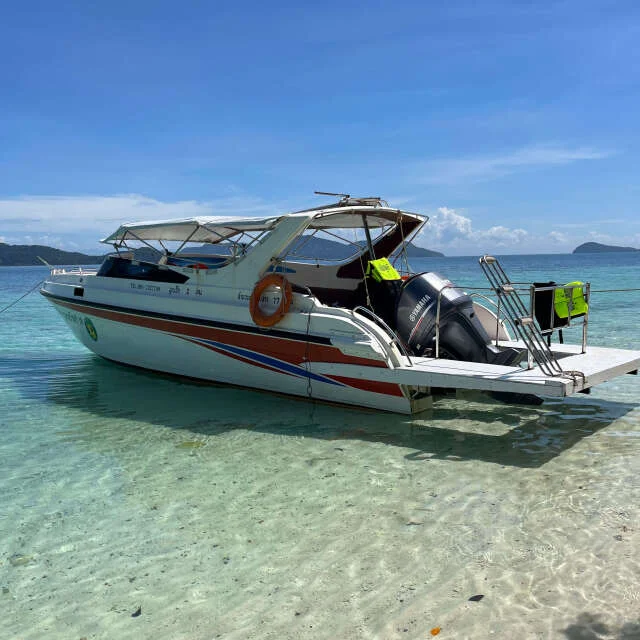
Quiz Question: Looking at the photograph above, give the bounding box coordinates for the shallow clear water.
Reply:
[1,257,639,639]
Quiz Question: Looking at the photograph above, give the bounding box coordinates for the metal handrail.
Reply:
[479,255,566,376]
[352,306,413,365]
[51,266,98,276]
[428,276,590,367]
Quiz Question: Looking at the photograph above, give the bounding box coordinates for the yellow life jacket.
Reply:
[554,281,588,319]
[366,257,401,283]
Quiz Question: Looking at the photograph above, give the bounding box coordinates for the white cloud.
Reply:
[552,219,629,228]
[0,194,284,237]
[420,207,529,251]
[0,194,279,236]
[414,206,596,254]
[475,225,529,247]
[2,194,636,255]
[548,230,568,244]
[425,206,473,244]
[0,193,284,252]
[417,144,613,185]
[588,231,614,243]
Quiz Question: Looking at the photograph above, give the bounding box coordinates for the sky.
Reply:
[1,0,639,255]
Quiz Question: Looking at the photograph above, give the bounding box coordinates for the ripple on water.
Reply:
[1,262,639,639]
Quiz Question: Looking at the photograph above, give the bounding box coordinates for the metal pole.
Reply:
[361,214,376,260]
[529,284,536,327]
[582,282,590,353]
[549,285,555,336]
[527,285,535,370]
[435,292,442,359]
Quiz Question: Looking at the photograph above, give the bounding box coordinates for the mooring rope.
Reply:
[589,288,640,293]
[1,273,638,320]
[455,285,640,295]
[0,279,44,315]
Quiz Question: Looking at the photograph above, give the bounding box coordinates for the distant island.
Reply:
[573,242,640,254]
[403,243,444,258]
[276,236,444,260]
[0,238,443,266]
[0,243,105,266]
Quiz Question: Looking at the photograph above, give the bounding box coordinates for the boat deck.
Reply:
[314,343,640,398]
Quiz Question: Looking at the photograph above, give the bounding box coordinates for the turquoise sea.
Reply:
[1,254,639,639]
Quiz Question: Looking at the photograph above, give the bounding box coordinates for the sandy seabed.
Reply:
[1,356,640,640]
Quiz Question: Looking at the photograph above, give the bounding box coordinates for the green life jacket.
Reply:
[366,257,401,282]
[554,281,588,319]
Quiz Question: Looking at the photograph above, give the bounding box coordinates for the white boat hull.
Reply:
[46,293,413,413]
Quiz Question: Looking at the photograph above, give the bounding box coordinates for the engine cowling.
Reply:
[395,272,520,366]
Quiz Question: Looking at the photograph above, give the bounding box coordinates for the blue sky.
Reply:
[1,0,639,255]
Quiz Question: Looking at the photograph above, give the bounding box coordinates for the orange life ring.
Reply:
[187,263,209,270]
[249,274,293,328]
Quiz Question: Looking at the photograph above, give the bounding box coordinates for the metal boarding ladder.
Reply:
[479,255,563,377]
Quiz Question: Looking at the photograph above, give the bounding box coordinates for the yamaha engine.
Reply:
[395,272,520,366]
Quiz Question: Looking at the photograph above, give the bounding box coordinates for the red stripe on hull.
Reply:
[326,375,405,398]
[53,298,388,369]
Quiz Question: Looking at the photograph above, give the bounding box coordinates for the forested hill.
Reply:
[573,242,639,254]
[0,243,105,266]
[402,243,444,258]
[0,237,444,266]
[273,236,444,259]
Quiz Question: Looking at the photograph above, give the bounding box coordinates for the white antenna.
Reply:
[37,256,53,268]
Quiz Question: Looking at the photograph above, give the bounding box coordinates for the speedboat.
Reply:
[40,195,640,413]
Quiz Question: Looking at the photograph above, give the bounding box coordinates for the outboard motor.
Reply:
[395,272,520,366]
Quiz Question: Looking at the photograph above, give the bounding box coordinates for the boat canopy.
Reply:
[101,206,427,246]
[101,215,284,245]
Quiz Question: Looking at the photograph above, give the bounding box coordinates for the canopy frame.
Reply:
[101,203,429,266]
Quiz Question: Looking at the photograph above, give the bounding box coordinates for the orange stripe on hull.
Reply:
[54,298,389,370]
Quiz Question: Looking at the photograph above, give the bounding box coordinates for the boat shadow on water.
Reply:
[5,353,638,469]
[562,613,640,640]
